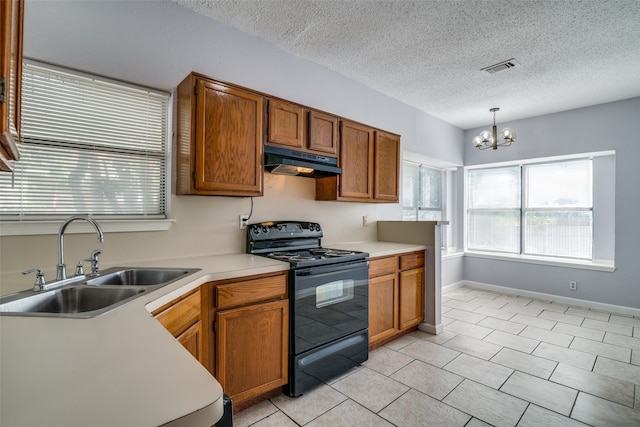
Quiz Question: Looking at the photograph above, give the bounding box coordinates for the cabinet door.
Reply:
[308,110,338,156]
[194,79,263,196]
[374,131,400,202]
[177,321,202,362]
[369,273,398,345]
[216,299,288,404]
[0,0,23,170]
[339,120,374,200]
[267,99,305,149]
[399,268,424,330]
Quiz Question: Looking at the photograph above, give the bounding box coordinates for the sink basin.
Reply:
[0,287,145,318]
[84,267,200,287]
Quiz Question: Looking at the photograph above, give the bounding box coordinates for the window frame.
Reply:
[465,151,615,267]
[402,160,445,222]
[0,60,173,236]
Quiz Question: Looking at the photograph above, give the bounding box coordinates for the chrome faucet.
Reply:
[56,215,104,281]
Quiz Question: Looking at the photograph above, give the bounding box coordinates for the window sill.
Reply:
[464,250,616,272]
[0,219,175,236]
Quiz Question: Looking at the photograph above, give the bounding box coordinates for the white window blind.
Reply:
[0,60,169,219]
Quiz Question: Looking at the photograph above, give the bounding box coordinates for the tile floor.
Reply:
[234,285,640,426]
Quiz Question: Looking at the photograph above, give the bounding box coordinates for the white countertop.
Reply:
[0,254,288,427]
[0,243,421,426]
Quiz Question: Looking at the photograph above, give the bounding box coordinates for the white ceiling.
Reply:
[172,0,640,130]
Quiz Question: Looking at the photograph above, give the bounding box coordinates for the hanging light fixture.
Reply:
[472,108,516,150]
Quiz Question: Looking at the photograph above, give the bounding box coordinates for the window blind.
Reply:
[0,60,169,219]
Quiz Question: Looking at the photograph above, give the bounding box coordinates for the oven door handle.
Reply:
[294,260,369,277]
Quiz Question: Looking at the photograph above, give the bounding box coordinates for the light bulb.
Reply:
[500,128,516,143]
[473,135,483,147]
[479,130,492,142]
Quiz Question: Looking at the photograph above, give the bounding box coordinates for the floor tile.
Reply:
[382,333,416,351]
[511,313,557,330]
[609,314,640,327]
[483,330,540,353]
[565,307,610,321]
[635,326,639,338]
[466,289,502,300]
[442,308,486,324]
[593,356,640,384]
[270,384,347,425]
[474,306,516,321]
[501,303,543,317]
[471,296,508,308]
[633,350,640,366]
[517,404,590,427]
[552,322,605,341]
[444,292,477,302]
[519,325,573,347]
[399,338,460,367]
[491,347,558,379]
[443,379,528,427]
[251,410,298,427]
[495,294,533,306]
[445,320,493,340]
[390,360,463,400]
[527,300,570,314]
[501,371,577,415]
[441,315,455,326]
[478,316,526,335]
[550,363,635,407]
[410,329,456,345]
[443,299,482,312]
[379,389,471,427]
[570,336,631,362]
[234,400,279,427]
[363,346,413,376]
[465,418,493,427]
[305,399,393,427]
[603,331,640,351]
[539,310,584,326]
[533,342,596,370]
[442,334,503,360]
[331,367,408,413]
[571,392,640,426]
[636,384,639,409]
[444,354,513,389]
[582,318,633,336]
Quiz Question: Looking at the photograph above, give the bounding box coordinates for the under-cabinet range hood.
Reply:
[264,145,342,178]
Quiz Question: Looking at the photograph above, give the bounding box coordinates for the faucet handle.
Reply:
[88,249,102,276]
[22,268,46,291]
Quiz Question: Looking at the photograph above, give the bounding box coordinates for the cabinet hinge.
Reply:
[192,171,196,183]
[212,321,216,332]
[0,76,6,104]
[194,85,198,96]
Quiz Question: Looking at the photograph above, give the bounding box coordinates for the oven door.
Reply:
[292,261,369,355]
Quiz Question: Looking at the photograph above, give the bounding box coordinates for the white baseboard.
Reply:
[444,280,640,317]
[419,322,443,335]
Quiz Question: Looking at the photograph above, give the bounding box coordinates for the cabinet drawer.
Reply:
[369,256,398,277]
[216,274,287,310]
[400,251,425,271]
[154,289,201,337]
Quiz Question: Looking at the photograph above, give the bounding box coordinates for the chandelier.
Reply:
[472,108,516,150]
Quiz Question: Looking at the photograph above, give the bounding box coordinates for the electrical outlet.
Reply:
[569,280,577,290]
[239,214,249,230]
[363,215,369,227]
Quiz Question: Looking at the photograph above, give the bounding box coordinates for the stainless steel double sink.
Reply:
[0,267,200,318]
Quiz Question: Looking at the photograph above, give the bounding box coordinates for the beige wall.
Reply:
[0,173,381,295]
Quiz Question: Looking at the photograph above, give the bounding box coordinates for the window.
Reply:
[0,60,169,220]
[467,158,593,260]
[402,161,443,221]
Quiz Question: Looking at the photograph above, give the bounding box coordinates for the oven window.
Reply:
[316,279,354,308]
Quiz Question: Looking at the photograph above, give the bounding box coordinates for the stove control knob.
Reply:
[262,226,269,234]
[251,226,260,234]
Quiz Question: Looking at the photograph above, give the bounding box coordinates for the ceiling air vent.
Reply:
[481,58,519,74]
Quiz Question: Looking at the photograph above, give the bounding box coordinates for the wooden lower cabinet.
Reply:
[152,288,203,363]
[216,299,288,403]
[368,250,425,347]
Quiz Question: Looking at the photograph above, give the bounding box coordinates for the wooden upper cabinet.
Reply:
[267,98,305,149]
[374,131,400,202]
[316,120,374,201]
[308,110,339,156]
[176,73,264,196]
[0,0,24,171]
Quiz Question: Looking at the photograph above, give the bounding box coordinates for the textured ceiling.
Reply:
[172,0,640,130]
